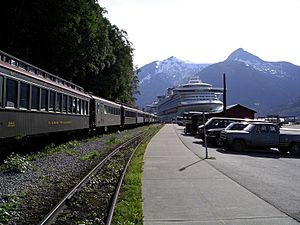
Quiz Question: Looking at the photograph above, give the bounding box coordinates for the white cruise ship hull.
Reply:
[158,100,223,122]
[156,77,223,122]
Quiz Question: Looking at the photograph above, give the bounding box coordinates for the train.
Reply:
[0,50,158,139]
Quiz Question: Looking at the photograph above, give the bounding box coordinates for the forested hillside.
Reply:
[0,0,137,105]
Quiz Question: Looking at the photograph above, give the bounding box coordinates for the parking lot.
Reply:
[175,124,300,222]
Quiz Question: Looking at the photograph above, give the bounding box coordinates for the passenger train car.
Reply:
[0,50,158,139]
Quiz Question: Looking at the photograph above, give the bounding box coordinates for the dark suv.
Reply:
[197,117,253,142]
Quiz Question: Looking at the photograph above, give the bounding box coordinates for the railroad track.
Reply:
[38,133,146,225]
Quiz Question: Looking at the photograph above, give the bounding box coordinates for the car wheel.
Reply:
[289,143,300,155]
[231,140,245,151]
[217,139,223,146]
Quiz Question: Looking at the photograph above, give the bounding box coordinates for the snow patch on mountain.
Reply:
[135,56,210,108]
[226,48,289,76]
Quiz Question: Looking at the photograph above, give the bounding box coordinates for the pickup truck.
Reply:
[219,122,300,155]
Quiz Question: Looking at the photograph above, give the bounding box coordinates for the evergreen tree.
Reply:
[0,0,138,106]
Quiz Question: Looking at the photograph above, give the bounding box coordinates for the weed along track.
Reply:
[0,125,162,225]
[39,133,145,225]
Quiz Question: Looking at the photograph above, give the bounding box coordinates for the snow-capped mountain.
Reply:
[135,48,300,116]
[226,48,291,78]
[196,48,300,116]
[135,56,209,109]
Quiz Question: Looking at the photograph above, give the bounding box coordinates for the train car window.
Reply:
[115,108,119,115]
[103,105,107,114]
[79,99,83,115]
[49,91,55,111]
[0,76,3,107]
[68,96,72,113]
[28,66,35,74]
[125,111,136,117]
[31,86,39,110]
[82,100,85,114]
[10,59,17,67]
[73,98,77,114]
[6,79,18,108]
[20,82,30,109]
[41,89,48,111]
[85,101,89,115]
[82,100,85,115]
[62,95,67,112]
[77,99,80,114]
[18,61,27,71]
[56,93,62,112]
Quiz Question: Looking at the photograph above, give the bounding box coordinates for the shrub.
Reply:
[0,194,18,224]
[3,153,31,173]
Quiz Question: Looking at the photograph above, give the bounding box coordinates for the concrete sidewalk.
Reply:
[142,124,299,225]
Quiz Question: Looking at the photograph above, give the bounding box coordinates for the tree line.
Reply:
[0,0,138,106]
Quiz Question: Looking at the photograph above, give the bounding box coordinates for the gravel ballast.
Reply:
[0,126,151,225]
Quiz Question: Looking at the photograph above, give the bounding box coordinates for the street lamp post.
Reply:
[202,112,208,159]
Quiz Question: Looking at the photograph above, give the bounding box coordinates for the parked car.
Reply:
[209,121,250,145]
[219,122,300,155]
[197,117,253,140]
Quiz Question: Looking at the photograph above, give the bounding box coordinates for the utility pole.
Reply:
[223,73,227,114]
[202,112,208,159]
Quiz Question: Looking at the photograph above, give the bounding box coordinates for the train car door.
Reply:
[0,75,3,107]
[90,98,96,128]
[100,103,105,125]
[121,106,124,127]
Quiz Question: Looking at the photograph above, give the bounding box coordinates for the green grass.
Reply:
[27,140,79,161]
[106,135,118,145]
[111,124,163,225]
[79,151,101,161]
[0,194,19,224]
[63,149,77,156]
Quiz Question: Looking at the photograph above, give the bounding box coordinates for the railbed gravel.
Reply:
[0,126,148,225]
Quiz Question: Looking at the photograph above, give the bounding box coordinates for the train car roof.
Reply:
[122,105,140,112]
[91,95,121,107]
[0,50,90,98]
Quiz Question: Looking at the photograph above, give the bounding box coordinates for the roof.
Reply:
[226,104,257,113]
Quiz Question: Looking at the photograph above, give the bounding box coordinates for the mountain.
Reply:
[196,48,300,116]
[135,48,300,116]
[135,56,209,109]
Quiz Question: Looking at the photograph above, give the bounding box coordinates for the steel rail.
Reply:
[38,134,142,225]
[105,133,149,225]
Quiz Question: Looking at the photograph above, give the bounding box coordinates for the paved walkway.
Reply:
[142,124,299,225]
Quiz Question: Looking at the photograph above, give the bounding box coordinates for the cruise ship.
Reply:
[156,77,223,122]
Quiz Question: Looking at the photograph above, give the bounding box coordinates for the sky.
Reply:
[98,0,300,67]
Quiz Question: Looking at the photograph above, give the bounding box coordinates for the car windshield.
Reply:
[225,123,237,130]
[244,124,255,132]
[204,118,214,126]
[226,122,248,130]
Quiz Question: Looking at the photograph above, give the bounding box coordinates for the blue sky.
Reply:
[99,0,300,67]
